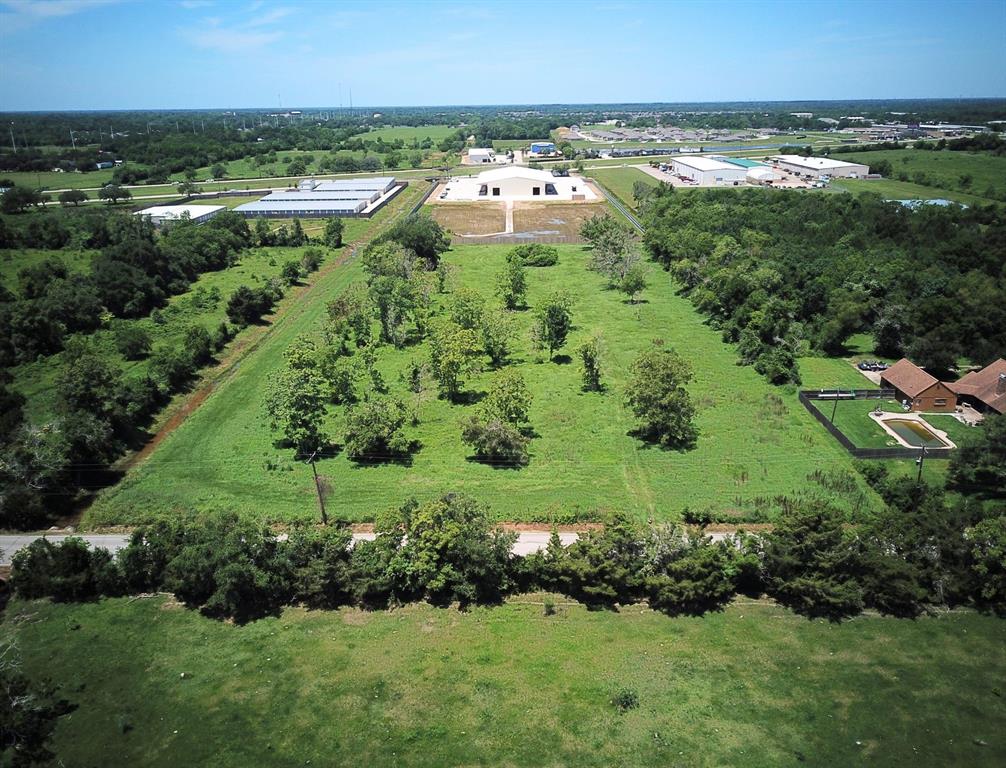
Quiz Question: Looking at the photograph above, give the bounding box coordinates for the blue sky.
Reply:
[1,0,1004,110]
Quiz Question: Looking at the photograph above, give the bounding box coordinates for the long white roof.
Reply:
[134,204,224,219]
[771,155,867,170]
[476,166,557,182]
[672,156,744,172]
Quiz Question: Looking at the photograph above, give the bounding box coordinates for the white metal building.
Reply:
[440,167,596,202]
[466,148,498,164]
[133,204,225,227]
[769,155,870,178]
[670,156,748,186]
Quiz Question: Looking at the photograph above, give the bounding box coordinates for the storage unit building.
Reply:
[670,156,748,186]
[769,155,870,178]
[133,204,225,227]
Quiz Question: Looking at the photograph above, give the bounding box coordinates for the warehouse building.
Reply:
[466,148,498,164]
[670,156,748,186]
[235,177,400,218]
[769,155,870,179]
[134,204,225,227]
[440,166,596,202]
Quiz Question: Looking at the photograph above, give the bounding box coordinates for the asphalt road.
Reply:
[0,531,583,566]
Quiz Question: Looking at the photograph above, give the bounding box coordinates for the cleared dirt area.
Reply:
[512,201,608,240]
[428,201,506,236]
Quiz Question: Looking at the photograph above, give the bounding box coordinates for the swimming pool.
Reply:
[883,419,950,449]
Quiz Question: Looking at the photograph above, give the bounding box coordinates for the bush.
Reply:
[343,397,410,461]
[507,243,558,267]
[10,538,122,602]
[112,323,152,360]
[612,688,639,712]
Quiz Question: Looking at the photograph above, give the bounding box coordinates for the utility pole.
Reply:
[305,450,329,525]
[830,391,840,424]
[69,129,76,150]
[916,446,927,484]
[9,122,16,154]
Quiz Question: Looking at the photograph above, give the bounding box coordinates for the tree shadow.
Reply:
[627,427,699,453]
[464,454,528,471]
[621,298,650,305]
[349,440,421,467]
[450,390,487,406]
[551,354,573,365]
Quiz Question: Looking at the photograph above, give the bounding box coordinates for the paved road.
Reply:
[0,531,583,566]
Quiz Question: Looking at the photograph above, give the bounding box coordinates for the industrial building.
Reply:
[439,166,596,202]
[670,156,748,186]
[466,148,498,164]
[134,204,225,227]
[528,142,557,158]
[234,177,400,218]
[769,155,870,179]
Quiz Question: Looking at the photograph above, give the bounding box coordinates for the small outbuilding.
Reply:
[880,359,957,412]
[440,166,596,202]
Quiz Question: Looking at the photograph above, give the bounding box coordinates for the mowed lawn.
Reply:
[5,596,1005,768]
[805,399,976,450]
[355,124,457,143]
[90,243,876,527]
[589,166,659,210]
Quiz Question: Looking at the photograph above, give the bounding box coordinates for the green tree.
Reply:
[210,163,227,179]
[532,292,573,361]
[57,189,87,207]
[619,263,647,303]
[281,259,303,285]
[967,515,1006,614]
[624,343,697,448]
[254,218,274,247]
[428,321,481,400]
[496,258,527,309]
[344,397,410,461]
[98,184,131,205]
[947,413,1006,498]
[1,186,44,213]
[264,341,329,454]
[761,502,865,620]
[480,307,516,367]
[578,334,603,391]
[323,217,344,248]
[449,286,485,330]
[376,213,451,269]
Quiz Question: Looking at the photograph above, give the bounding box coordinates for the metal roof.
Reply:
[313,177,394,191]
[723,158,764,168]
[235,200,366,214]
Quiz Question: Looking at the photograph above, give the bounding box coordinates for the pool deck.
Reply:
[870,411,956,449]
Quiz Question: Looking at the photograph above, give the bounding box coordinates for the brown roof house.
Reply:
[880,358,957,412]
[949,358,1006,414]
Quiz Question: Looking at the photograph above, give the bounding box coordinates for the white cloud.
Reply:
[183,26,283,53]
[246,6,294,27]
[0,0,118,33]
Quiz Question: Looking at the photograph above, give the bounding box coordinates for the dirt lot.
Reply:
[428,202,506,236]
[511,201,608,240]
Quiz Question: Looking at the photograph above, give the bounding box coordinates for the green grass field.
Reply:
[355,124,456,143]
[589,167,659,210]
[4,596,1004,768]
[90,243,878,527]
[1,168,117,191]
[829,148,1006,204]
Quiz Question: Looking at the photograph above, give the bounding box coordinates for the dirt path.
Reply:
[119,183,430,472]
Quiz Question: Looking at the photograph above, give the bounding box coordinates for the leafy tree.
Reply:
[428,321,481,400]
[947,413,1006,498]
[0,186,44,214]
[449,286,485,330]
[496,258,527,309]
[481,368,532,425]
[619,263,647,303]
[624,343,697,448]
[578,334,603,391]
[532,291,573,360]
[380,493,517,607]
[264,341,329,454]
[58,189,87,206]
[182,325,213,366]
[323,217,344,248]
[281,259,303,286]
[376,213,451,269]
[286,526,354,609]
[17,257,67,300]
[325,283,372,350]
[98,184,131,204]
[300,247,324,273]
[581,213,638,283]
[873,306,906,358]
[480,307,516,367]
[967,515,1006,614]
[226,284,277,326]
[210,163,227,179]
[460,416,530,465]
[761,502,864,620]
[343,397,410,461]
[254,218,274,247]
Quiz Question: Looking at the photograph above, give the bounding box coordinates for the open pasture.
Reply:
[5,595,1004,768]
[90,243,877,527]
